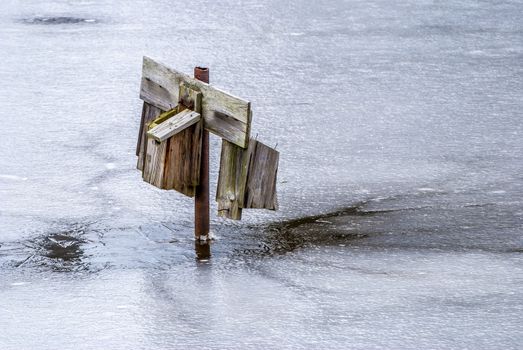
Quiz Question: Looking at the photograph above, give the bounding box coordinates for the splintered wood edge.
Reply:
[147,110,201,142]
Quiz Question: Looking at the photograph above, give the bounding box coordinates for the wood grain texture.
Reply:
[140,77,178,111]
[140,56,251,148]
[141,117,202,196]
[148,107,179,129]
[215,140,253,220]
[164,83,203,196]
[216,138,279,219]
[141,83,203,196]
[137,102,164,171]
[244,140,279,210]
[147,109,201,142]
[142,137,167,188]
[179,81,202,112]
[136,102,147,156]
[162,122,202,196]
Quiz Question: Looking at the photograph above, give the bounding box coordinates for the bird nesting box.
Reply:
[137,83,203,197]
[135,57,280,228]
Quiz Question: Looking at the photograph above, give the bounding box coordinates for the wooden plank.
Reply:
[216,138,279,219]
[163,123,202,196]
[215,140,253,220]
[244,141,279,210]
[147,110,201,142]
[137,102,163,171]
[136,102,147,156]
[205,110,251,148]
[162,83,203,196]
[140,56,251,148]
[140,77,178,111]
[142,137,167,188]
[148,107,179,129]
[179,81,201,112]
[141,110,202,196]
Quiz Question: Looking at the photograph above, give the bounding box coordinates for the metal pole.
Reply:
[194,67,210,240]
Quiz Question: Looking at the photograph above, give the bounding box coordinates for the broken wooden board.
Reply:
[137,102,164,171]
[147,109,201,142]
[140,56,251,148]
[216,138,279,220]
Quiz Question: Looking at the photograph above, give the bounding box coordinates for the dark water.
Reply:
[0,0,522,349]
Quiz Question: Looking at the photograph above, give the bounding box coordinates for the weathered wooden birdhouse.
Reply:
[139,83,203,196]
[135,57,280,233]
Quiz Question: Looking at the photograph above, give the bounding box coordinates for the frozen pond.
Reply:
[0,0,522,348]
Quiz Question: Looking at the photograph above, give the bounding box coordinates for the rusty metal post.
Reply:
[194,67,210,240]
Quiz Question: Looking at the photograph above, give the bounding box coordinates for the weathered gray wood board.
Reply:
[216,140,252,220]
[142,136,168,188]
[139,56,251,148]
[136,102,147,156]
[140,77,178,111]
[137,102,164,170]
[216,138,279,220]
[244,141,279,210]
[148,109,201,142]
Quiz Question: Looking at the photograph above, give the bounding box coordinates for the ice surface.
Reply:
[0,0,522,349]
